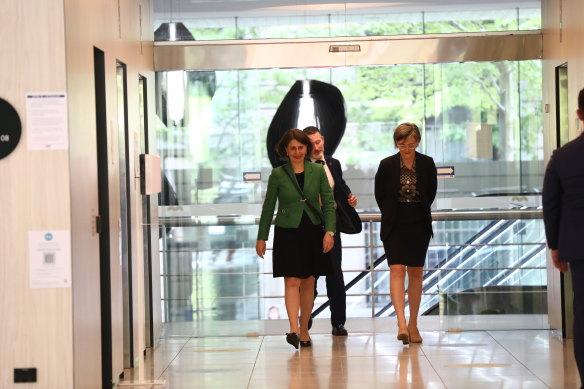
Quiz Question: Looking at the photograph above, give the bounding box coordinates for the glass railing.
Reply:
[158,208,546,328]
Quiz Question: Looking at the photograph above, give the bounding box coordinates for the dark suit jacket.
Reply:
[257,160,336,241]
[543,133,584,262]
[323,156,352,207]
[374,152,437,241]
[322,155,362,237]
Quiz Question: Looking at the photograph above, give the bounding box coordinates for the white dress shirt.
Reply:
[312,158,335,191]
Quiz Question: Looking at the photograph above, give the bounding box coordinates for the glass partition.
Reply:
[153,1,541,41]
[159,213,547,328]
[156,59,545,329]
[156,61,543,208]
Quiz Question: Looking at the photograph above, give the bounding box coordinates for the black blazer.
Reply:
[374,152,437,241]
[323,155,352,205]
[543,133,584,262]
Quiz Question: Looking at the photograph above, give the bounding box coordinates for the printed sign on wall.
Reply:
[28,230,72,288]
[26,93,69,150]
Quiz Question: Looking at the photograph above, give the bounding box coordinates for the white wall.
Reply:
[0,0,73,388]
[542,0,584,146]
[63,0,157,386]
[0,1,73,388]
[0,0,158,388]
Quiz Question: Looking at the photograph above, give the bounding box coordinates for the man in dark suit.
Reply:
[304,126,357,336]
[543,87,584,387]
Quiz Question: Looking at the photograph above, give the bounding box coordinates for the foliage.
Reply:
[157,12,543,204]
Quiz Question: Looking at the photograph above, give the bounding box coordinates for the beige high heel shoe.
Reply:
[408,327,423,343]
[397,330,410,345]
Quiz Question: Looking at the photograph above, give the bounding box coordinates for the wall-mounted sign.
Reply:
[26,93,68,150]
[0,97,22,159]
[437,166,455,178]
[28,230,71,289]
[243,171,261,183]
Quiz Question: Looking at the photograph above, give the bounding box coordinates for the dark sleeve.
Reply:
[334,159,352,198]
[427,157,438,206]
[374,161,386,210]
[542,153,562,250]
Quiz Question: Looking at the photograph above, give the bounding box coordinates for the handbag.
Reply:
[335,198,362,234]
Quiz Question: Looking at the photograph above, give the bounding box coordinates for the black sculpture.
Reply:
[266,80,347,167]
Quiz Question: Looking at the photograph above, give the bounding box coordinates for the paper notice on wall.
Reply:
[28,230,71,288]
[26,93,69,150]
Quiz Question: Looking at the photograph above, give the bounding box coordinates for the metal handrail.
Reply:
[161,289,548,302]
[157,208,543,227]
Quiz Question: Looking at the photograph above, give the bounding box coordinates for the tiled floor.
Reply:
[119,317,581,388]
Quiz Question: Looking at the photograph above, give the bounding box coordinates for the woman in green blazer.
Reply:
[256,129,336,349]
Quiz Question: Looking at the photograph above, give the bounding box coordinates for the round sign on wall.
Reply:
[0,98,22,159]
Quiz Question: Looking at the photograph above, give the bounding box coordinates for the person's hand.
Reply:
[323,233,334,253]
[347,193,357,208]
[551,249,568,272]
[256,240,266,259]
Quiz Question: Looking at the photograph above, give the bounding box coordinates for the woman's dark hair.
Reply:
[579,88,584,112]
[275,129,313,160]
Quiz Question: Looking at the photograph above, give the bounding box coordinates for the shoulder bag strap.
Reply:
[282,167,325,225]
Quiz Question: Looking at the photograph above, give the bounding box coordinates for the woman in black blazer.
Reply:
[374,123,437,345]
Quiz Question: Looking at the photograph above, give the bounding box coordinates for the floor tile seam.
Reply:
[246,336,265,389]
[158,336,194,380]
[485,330,551,388]
[403,341,448,388]
[416,337,450,387]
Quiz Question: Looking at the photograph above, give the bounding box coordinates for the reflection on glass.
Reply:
[153,2,541,41]
[159,218,547,325]
[556,65,569,147]
[117,60,134,365]
[156,59,546,327]
[156,60,542,208]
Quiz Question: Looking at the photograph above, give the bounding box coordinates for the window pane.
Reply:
[153,2,541,41]
[156,60,545,327]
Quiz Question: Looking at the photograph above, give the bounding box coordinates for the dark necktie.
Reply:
[315,160,325,165]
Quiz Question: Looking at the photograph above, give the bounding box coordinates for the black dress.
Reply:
[383,159,431,267]
[272,172,331,278]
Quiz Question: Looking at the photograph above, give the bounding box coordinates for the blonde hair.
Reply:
[393,122,421,147]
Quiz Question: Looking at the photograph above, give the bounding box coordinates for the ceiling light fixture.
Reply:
[154,22,195,41]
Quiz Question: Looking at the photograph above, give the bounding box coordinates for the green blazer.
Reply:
[257,160,336,241]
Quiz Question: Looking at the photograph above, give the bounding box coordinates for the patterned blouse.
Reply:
[398,156,421,203]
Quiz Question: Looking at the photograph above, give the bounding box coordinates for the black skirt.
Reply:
[272,211,332,278]
[383,202,431,267]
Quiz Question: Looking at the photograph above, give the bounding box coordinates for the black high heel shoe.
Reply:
[300,339,312,347]
[286,332,300,349]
